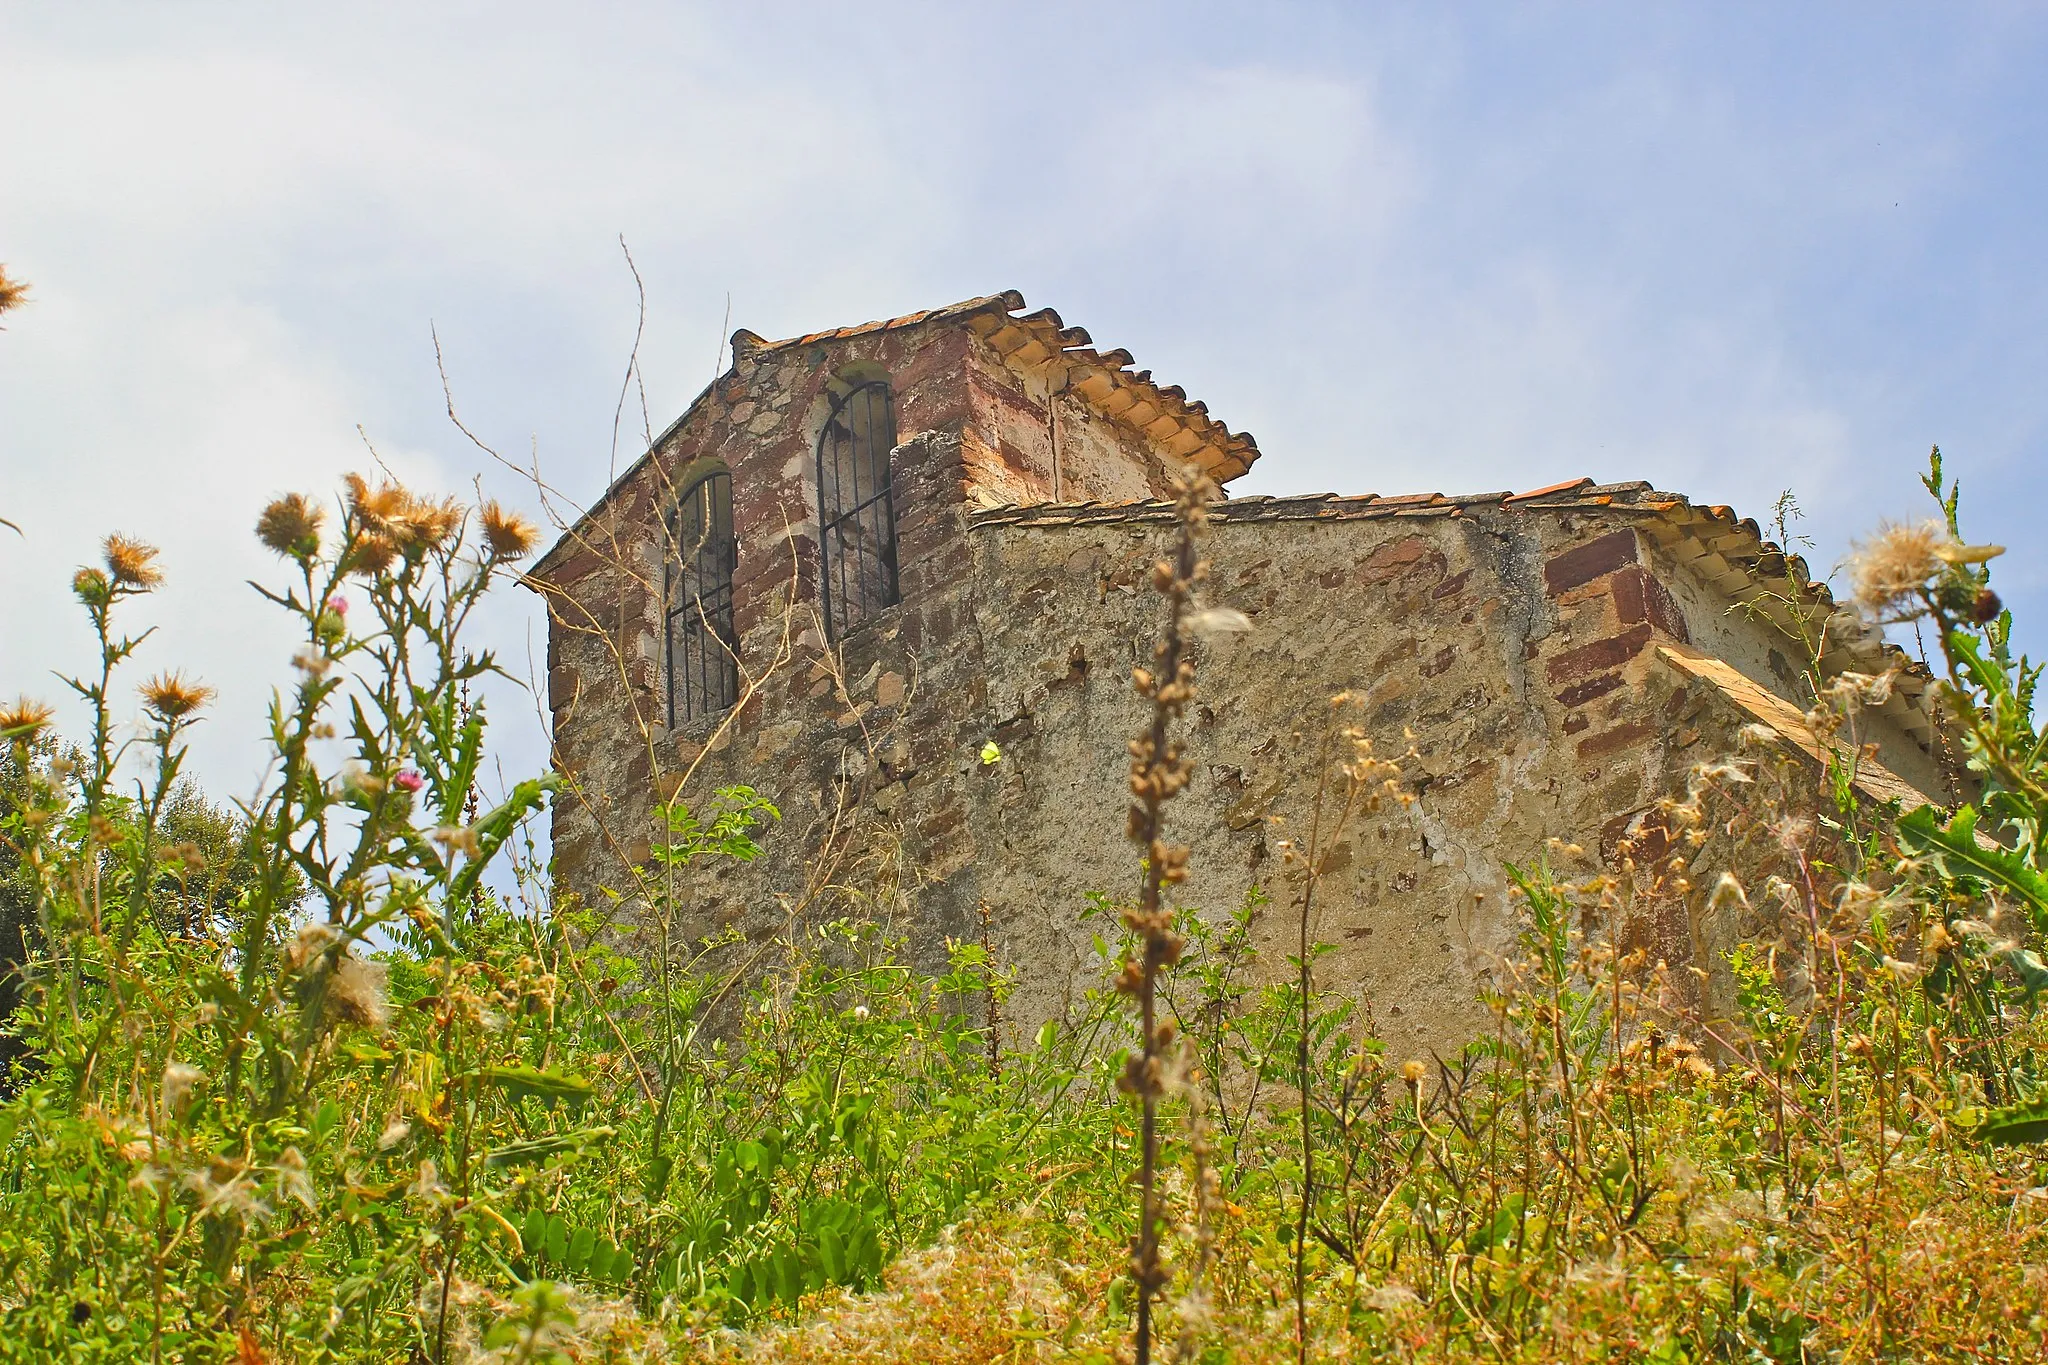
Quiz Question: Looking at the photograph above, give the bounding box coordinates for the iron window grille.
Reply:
[664,470,739,727]
[816,379,901,641]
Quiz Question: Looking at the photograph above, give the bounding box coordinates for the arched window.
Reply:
[665,469,738,726]
[816,379,900,641]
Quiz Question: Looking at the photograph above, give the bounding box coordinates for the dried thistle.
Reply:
[344,534,400,578]
[139,671,214,722]
[1846,519,1947,619]
[102,534,163,589]
[0,695,56,739]
[0,264,29,318]
[274,1147,317,1213]
[255,492,327,558]
[161,1060,203,1118]
[344,472,410,530]
[343,474,463,564]
[394,494,464,550]
[430,824,482,859]
[480,500,541,559]
[287,921,340,970]
[328,953,391,1030]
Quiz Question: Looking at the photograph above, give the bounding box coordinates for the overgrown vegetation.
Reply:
[1,448,2045,1362]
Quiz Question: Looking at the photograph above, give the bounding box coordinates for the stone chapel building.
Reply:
[530,292,1955,1051]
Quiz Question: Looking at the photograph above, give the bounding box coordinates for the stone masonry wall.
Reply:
[537,305,1950,1055]
[545,460,1949,1053]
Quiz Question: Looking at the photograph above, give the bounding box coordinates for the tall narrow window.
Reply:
[665,470,738,726]
[816,380,900,641]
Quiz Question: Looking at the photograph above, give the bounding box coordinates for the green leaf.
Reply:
[481,1064,595,1110]
[1898,805,2048,934]
[1977,1090,2048,1145]
[567,1225,597,1273]
[485,1126,616,1170]
[310,1098,342,1142]
[728,1259,755,1309]
[544,1215,568,1263]
[446,774,560,910]
[1465,1194,1526,1253]
[522,1209,548,1254]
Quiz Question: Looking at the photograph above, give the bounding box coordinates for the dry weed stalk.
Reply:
[1267,696,1411,1362]
[1116,467,1217,1365]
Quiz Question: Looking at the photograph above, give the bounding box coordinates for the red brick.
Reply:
[1545,625,1653,682]
[1555,673,1624,708]
[1358,535,1447,588]
[544,548,603,587]
[1577,718,1655,760]
[1544,530,1639,595]
[548,665,580,712]
[1611,567,1690,642]
[1432,569,1472,600]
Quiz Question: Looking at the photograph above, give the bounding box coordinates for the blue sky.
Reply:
[3,3,2045,805]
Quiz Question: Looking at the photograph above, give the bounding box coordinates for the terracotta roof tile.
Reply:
[1508,477,1595,502]
[729,291,1262,484]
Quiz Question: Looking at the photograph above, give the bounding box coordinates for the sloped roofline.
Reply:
[969,478,1946,760]
[530,291,1259,580]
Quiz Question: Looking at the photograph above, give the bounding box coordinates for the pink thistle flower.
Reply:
[392,769,425,794]
[325,595,348,615]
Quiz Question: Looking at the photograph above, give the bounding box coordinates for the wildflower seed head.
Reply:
[102,534,162,589]
[0,264,30,318]
[328,954,390,1030]
[161,1060,203,1117]
[1185,606,1253,640]
[343,472,410,529]
[1846,519,1947,618]
[139,671,213,722]
[287,921,340,970]
[429,824,481,859]
[255,493,327,558]
[480,500,541,559]
[395,494,463,550]
[343,534,399,578]
[1400,1059,1428,1084]
[0,695,56,740]
[275,1146,317,1213]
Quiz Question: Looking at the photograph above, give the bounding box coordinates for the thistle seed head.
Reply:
[0,695,56,739]
[1846,519,1948,619]
[480,500,541,559]
[139,671,213,722]
[255,492,327,558]
[102,534,163,589]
